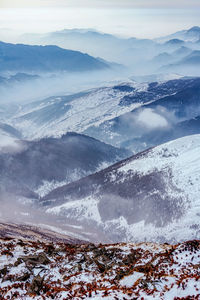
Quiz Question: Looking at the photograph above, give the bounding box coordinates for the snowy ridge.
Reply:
[47,196,102,225]
[9,81,150,139]
[5,76,200,154]
[107,135,200,242]
[45,134,200,243]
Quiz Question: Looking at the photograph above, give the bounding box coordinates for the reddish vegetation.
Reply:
[0,238,200,299]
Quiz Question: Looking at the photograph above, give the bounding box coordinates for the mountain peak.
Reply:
[165,38,184,45]
[188,26,200,33]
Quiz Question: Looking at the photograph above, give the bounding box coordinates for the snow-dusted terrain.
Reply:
[5,76,200,154]
[7,77,187,140]
[44,134,200,243]
[0,236,199,299]
[9,81,147,140]
[0,132,129,200]
[1,77,200,244]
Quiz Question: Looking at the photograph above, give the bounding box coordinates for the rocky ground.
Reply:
[0,236,200,299]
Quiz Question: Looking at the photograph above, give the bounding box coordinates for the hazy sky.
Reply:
[1,0,200,9]
[0,0,199,38]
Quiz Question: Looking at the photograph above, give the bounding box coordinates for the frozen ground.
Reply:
[0,237,199,299]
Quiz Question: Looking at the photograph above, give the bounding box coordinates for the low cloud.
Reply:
[120,106,178,139]
[136,108,169,130]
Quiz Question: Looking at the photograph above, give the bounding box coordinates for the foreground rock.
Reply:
[0,238,199,299]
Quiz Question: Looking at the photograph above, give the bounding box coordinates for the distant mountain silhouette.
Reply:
[0,41,109,72]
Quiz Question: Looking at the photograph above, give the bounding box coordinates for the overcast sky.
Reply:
[1,0,200,8]
[0,0,199,38]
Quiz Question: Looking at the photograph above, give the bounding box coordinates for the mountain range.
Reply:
[1,132,199,244]
[0,26,200,247]
[0,26,199,79]
[7,76,200,154]
[0,19,200,300]
[14,27,200,72]
[0,41,109,73]
[157,26,200,43]
[0,26,199,72]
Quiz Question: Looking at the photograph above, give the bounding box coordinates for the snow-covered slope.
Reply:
[9,81,146,140]
[84,77,200,151]
[0,222,82,244]
[0,132,130,199]
[44,134,200,243]
[8,77,200,151]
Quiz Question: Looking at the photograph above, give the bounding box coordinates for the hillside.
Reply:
[9,77,200,150]
[43,134,200,243]
[0,132,130,199]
